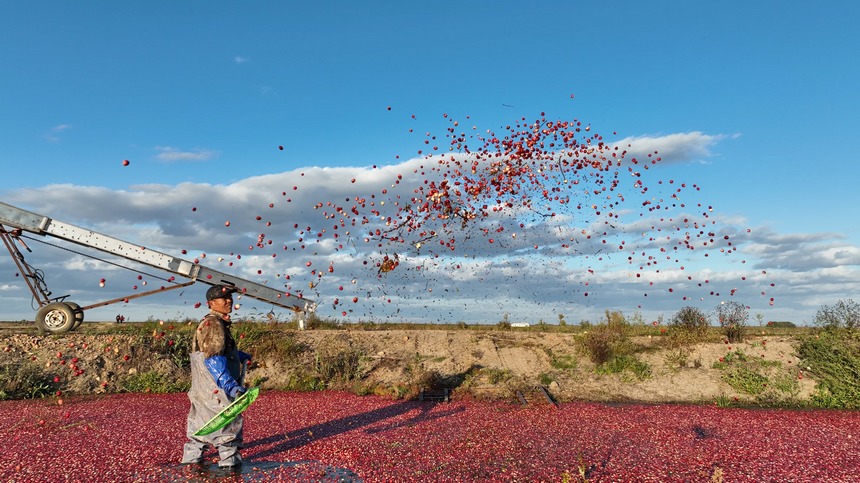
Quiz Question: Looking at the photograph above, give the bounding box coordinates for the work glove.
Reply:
[204,355,244,400]
[228,385,246,400]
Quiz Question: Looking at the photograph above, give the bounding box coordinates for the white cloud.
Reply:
[234,56,249,64]
[612,132,724,164]
[44,124,71,143]
[742,229,860,270]
[154,146,219,162]
[2,132,857,326]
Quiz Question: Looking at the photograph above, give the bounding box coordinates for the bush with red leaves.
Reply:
[1,391,859,482]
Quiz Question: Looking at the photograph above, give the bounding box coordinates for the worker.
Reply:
[181,284,251,469]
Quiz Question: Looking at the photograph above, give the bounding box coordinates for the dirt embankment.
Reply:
[0,323,816,405]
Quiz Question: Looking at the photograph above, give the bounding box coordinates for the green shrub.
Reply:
[712,348,802,405]
[149,330,193,369]
[663,307,710,368]
[813,299,860,330]
[579,320,632,366]
[580,327,615,365]
[604,310,629,334]
[0,362,55,400]
[497,313,512,330]
[413,368,443,390]
[712,348,751,370]
[315,347,363,384]
[281,372,325,392]
[714,393,734,408]
[482,368,513,385]
[546,348,579,372]
[595,355,651,380]
[716,301,748,343]
[797,330,860,409]
[668,306,709,340]
[722,366,769,396]
[251,331,309,364]
[292,311,343,330]
[121,371,189,393]
[663,346,700,369]
[770,372,801,396]
[231,320,271,346]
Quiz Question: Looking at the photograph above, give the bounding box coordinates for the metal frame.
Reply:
[0,201,316,332]
[0,226,55,307]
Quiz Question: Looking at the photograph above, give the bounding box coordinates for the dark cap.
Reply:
[206,284,238,301]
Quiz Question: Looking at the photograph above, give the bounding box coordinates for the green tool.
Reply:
[193,386,260,436]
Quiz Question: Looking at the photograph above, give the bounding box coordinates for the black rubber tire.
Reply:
[67,302,85,330]
[35,302,77,334]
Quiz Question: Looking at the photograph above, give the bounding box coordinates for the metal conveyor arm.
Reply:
[0,201,315,313]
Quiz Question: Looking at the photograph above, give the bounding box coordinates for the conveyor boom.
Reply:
[0,201,315,318]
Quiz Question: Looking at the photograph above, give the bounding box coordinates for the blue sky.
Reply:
[1,2,858,325]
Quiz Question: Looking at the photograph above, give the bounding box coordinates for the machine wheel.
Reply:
[67,302,85,330]
[36,302,77,334]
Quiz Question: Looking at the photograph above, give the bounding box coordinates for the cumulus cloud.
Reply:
[154,146,219,162]
[743,230,860,271]
[613,132,724,164]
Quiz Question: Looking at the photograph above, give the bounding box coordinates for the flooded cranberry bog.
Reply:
[1,391,858,482]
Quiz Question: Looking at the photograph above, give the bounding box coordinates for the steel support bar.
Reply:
[516,390,528,406]
[539,385,559,408]
[0,201,315,312]
[79,281,197,311]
